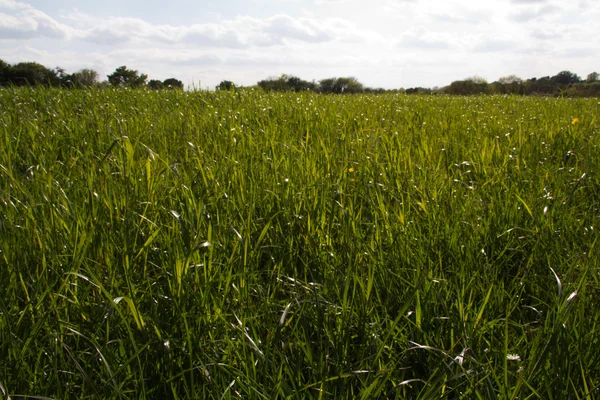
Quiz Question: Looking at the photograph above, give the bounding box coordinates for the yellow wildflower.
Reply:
[348,167,355,173]
[571,118,580,125]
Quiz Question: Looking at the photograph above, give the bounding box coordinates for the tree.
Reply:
[258,75,288,91]
[257,74,317,92]
[148,79,164,90]
[587,72,599,82]
[551,70,581,85]
[444,79,489,95]
[493,75,524,95]
[405,87,433,95]
[497,75,523,85]
[162,78,184,90]
[465,76,488,85]
[0,59,9,85]
[524,76,557,95]
[54,67,68,84]
[63,68,99,88]
[286,76,317,92]
[334,77,364,93]
[216,80,235,91]
[7,62,59,86]
[318,77,364,94]
[107,66,147,87]
[318,78,336,93]
[71,69,99,87]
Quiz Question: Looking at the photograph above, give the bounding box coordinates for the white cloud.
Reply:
[432,12,486,25]
[314,0,354,3]
[2,1,369,48]
[530,27,561,40]
[560,47,597,58]
[510,0,549,4]
[60,11,370,49]
[396,30,453,49]
[0,1,76,39]
[509,4,561,22]
[0,0,29,10]
[472,39,518,52]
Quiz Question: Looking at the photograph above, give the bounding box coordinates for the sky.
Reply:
[1,0,598,89]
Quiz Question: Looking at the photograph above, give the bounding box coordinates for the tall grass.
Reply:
[0,87,599,399]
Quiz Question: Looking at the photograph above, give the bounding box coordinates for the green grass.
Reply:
[1,87,599,399]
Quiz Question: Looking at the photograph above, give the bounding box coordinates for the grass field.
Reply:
[1,87,599,399]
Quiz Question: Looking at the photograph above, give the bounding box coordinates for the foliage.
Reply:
[63,68,100,88]
[405,87,433,95]
[258,74,318,92]
[107,65,148,87]
[0,60,184,91]
[441,71,600,97]
[163,78,184,90]
[0,59,9,85]
[147,79,164,90]
[497,75,523,85]
[1,88,599,399]
[0,61,59,86]
[216,80,235,91]
[443,78,490,95]
[148,78,184,90]
[551,70,582,85]
[523,76,558,95]
[587,72,599,82]
[465,75,488,85]
[319,77,364,94]
[1,58,599,98]
[257,75,365,94]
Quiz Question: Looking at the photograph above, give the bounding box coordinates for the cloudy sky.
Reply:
[1,0,598,89]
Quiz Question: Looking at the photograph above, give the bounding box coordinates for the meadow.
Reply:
[0,87,599,399]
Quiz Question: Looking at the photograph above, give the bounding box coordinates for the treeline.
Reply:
[2,58,599,96]
[0,60,183,90]
[252,74,391,94]
[441,71,600,97]
[247,71,600,97]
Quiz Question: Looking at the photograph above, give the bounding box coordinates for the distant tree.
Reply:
[318,78,336,93]
[524,76,557,95]
[7,62,59,86]
[65,68,99,88]
[551,70,581,85]
[335,77,364,93]
[286,75,317,92]
[497,75,523,85]
[492,75,524,95]
[162,78,184,90]
[258,76,282,91]
[258,75,289,91]
[405,87,433,95]
[107,66,147,87]
[54,67,68,83]
[148,79,164,90]
[318,77,364,94]
[216,80,235,91]
[364,87,388,94]
[257,74,317,92]
[0,59,9,85]
[571,81,600,97]
[444,79,489,95]
[465,76,488,85]
[587,72,599,82]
